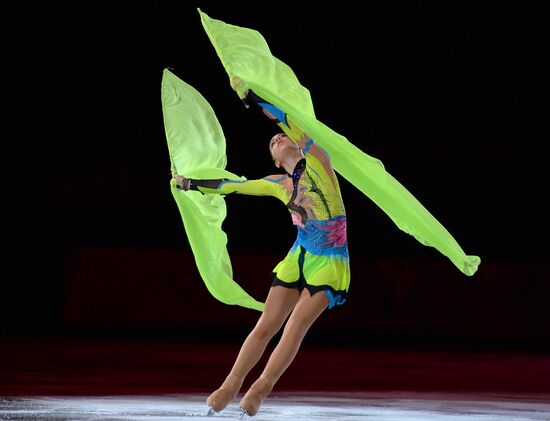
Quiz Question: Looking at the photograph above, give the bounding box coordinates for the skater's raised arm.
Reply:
[243,88,331,169]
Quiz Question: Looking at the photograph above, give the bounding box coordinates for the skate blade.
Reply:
[206,407,216,416]
[238,408,252,419]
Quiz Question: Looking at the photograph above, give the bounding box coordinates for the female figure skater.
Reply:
[173,91,350,417]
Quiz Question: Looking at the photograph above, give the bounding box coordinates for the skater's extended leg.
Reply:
[206,286,299,413]
[239,289,329,416]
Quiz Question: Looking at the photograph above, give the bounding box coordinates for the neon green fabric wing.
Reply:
[161,68,264,311]
[198,9,480,276]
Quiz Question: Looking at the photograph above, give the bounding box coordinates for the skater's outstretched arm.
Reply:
[172,174,284,198]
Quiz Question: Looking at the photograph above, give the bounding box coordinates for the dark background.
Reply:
[3,2,548,352]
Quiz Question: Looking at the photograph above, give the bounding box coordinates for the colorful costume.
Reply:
[188,97,349,309]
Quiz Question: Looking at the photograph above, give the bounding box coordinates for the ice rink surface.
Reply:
[2,392,549,421]
[2,339,549,420]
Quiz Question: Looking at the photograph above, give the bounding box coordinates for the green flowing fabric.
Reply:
[161,68,263,311]
[198,9,480,276]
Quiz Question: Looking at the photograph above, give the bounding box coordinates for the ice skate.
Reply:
[238,377,273,417]
[238,407,251,419]
[206,373,244,414]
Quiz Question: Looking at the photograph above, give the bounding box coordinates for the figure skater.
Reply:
[173,90,350,417]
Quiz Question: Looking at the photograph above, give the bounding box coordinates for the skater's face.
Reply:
[269,133,301,165]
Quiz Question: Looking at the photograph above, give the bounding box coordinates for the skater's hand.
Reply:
[173,175,191,191]
[230,75,249,99]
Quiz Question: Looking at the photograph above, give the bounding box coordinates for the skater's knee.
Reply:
[282,317,310,338]
[251,319,282,342]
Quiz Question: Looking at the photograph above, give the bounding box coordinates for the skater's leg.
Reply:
[207,286,299,412]
[239,289,329,415]
[228,286,300,379]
